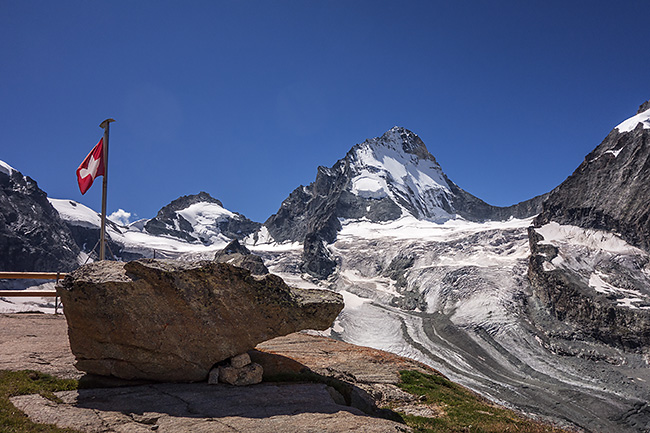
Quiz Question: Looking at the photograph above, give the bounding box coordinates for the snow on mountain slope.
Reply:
[537,99,650,254]
[49,198,102,228]
[49,197,233,260]
[534,221,650,311]
[144,192,261,245]
[177,201,237,240]
[616,104,650,132]
[264,126,544,248]
[348,127,454,221]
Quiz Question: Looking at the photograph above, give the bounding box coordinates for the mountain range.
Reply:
[1,100,650,432]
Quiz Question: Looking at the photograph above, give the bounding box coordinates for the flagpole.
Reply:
[98,118,115,261]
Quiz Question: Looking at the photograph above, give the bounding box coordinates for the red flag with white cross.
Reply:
[76,137,105,195]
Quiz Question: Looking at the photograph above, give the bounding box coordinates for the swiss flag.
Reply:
[76,138,105,195]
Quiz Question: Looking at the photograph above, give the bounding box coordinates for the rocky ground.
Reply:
[0,313,431,432]
[1,313,580,433]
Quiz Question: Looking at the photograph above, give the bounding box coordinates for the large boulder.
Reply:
[58,259,344,382]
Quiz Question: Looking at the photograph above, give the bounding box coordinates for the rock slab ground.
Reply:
[2,314,419,432]
[11,383,407,433]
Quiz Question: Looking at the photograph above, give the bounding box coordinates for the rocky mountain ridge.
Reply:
[536,101,650,252]
[264,126,546,245]
[0,161,79,272]
[145,191,261,244]
[45,191,261,264]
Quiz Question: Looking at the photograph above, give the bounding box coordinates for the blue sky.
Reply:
[2,0,649,224]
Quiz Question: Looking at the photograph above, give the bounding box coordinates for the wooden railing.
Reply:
[0,272,66,280]
[0,271,66,314]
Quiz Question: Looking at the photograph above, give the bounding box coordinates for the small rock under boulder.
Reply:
[58,259,344,382]
[208,353,264,386]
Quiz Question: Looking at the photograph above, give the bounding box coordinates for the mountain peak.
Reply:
[144,192,260,244]
[637,99,650,114]
[265,126,527,248]
[157,191,224,213]
[379,126,435,162]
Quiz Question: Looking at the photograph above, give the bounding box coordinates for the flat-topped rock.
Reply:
[57,259,344,382]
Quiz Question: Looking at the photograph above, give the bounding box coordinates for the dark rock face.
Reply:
[382,253,415,289]
[264,163,384,246]
[535,102,650,253]
[443,177,547,222]
[145,191,261,243]
[484,192,548,221]
[302,233,337,278]
[528,101,650,350]
[58,259,344,382]
[527,227,650,350]
[0,165,79,272]
[382,253,428,311]
[214,239,269,276]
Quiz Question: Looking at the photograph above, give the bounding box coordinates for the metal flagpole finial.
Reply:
[99,118,116,129]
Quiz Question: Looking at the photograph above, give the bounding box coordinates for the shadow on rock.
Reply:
[68,351,403,425]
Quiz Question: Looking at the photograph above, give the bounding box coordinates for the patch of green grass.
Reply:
[0,370,80,433]
[396,370,569,433]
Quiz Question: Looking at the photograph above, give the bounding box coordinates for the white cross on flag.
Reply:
[76,137,105,195]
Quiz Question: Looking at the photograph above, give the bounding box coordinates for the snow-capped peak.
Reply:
[144,192,261,245]
[383,126,437,161]
[615,105,650,133]
[348,127,454,221]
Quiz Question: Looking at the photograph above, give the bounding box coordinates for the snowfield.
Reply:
[48,198,230,260]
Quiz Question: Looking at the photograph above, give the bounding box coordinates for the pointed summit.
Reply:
[346,127,453,221]
[616,101,650,133]
[381,126,437,162]
[144,192,261,244]
[264,127,543,250]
